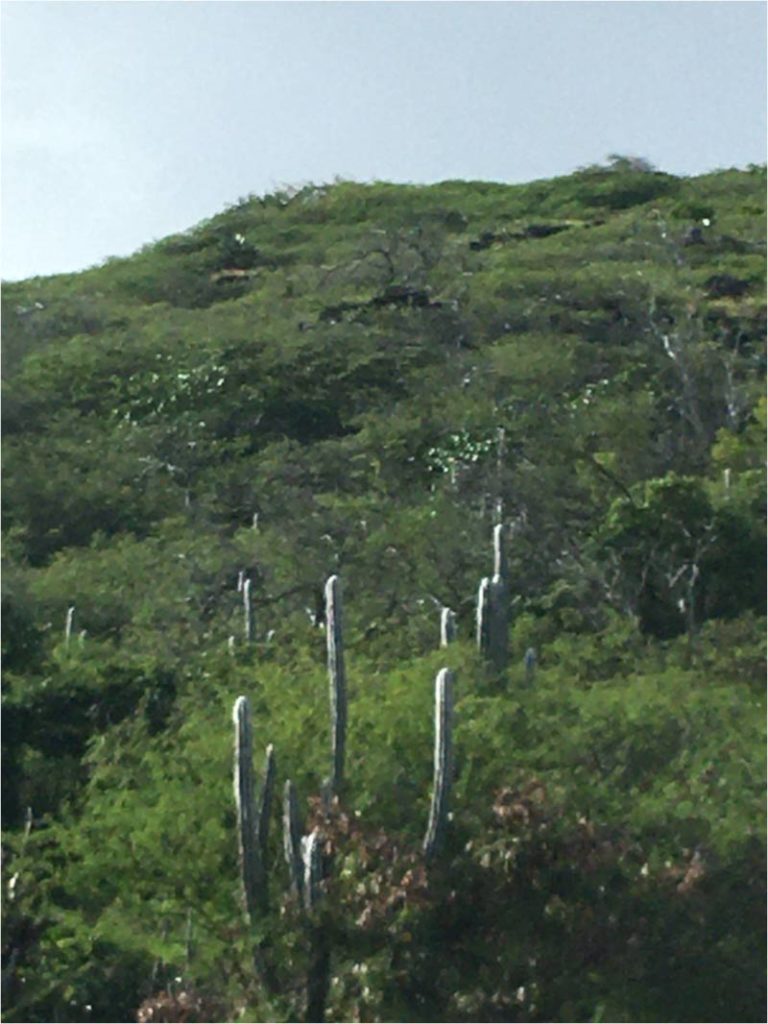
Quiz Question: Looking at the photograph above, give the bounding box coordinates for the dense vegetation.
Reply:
[2,157,766,1023]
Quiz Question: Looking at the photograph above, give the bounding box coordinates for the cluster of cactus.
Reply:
[231,573,456,1020]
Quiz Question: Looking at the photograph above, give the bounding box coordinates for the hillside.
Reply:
[2,159,766,1023]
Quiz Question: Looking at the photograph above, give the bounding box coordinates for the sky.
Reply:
[1,0,766,281]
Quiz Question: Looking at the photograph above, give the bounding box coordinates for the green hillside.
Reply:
[2,158,766,1023]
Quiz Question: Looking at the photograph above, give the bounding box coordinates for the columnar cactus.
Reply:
[476,577,490,653]
[440,606,457,647]
[493,523,509,585]
[65,606,75,647]
[495,427,507,523]
[303,826,330,1023]
[258,744,276,869]
[476,526,510,672]
[325,575,347,796]
[487,574,509,672]
[423,668,455,860]
[301,829,323,914]
[282,779,304,901]
[232,696,270,921]
[243,578,253,644]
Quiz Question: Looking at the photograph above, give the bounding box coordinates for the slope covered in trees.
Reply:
[2,159,766,1022]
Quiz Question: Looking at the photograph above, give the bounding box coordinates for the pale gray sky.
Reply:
[2,0,766,281]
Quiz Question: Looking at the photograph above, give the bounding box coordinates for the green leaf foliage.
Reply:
[2,163,765,1022]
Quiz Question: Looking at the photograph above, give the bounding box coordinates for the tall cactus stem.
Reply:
[257,744,276,872]
[243,578,253,644]
[232,696,264,922]
[493,523,509,585]
[495,427,506,522]
[423,668,455,860]
[303,828,330,1023]
[487,574,509,672]
[325,575,347,796]
[65,606,75,647]
[440,606,457,648]
[320,776,334,814]
[302,829,323,914]
[283,780,304,900]
[476,577,490,653]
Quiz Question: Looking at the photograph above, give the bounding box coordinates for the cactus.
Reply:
[477,576,507,667]
[490,525,510,670]
[476,526,510,673]
[232,696,271,921]
[243,578,253,644]
[301,829,323,914]
[65,606,75,647]
[493,522,509,585]
[282,780,304,900]
[423,668,455,860]
[495,427,507,523]
[476,577,490,653]
[440,606,456,647]
[325,575,347,796]
[319,775,334,814]
[487,574,509,672]
[302,828,330,1023]
[258,744,276,870]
